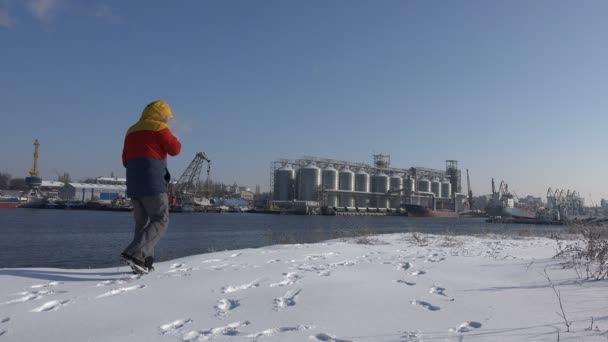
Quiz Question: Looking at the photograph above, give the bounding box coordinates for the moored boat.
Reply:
[404,204,462,218]
[485,179,538,219]
[0,196,20,208]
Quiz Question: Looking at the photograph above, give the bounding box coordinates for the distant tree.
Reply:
[0,172,11,189]
[9,178,28,191]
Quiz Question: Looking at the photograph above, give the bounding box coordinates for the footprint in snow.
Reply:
[429,287,447,296]
[221,280,260,294]
[297,264,328,272]
[1,289,62,305]
[410,300,440,311]
[449,321,482,333]
[2,293,39,305]
[246,325,314,339]
[425,254,446,262]
[96,279,128,287]
[230,253,241,258]
[270,272,301,287]
[0,317,8,336]
[330,261,356,267]
[273,289,301,311]
[166,267,194,274]
[305,252,338,261]
[31,299,70,312]
[397,262,412,271]
[170,263,186,269]
[208,264,230,271]
[395,280,416,286]
[182,321,250,341]
[410,270,426,276]
[215,299,240,317]
[30,282,61,289]
[97,285,146,298]
[400,330,421,341]
[159,319,193,335]
[309,333,353,342]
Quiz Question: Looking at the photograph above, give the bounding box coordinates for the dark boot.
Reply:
[144,256,155,272]
[120,253,149,274]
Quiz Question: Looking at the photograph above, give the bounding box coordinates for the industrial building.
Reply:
[59,183,127,203]
[95,177,127,186]
[271,154,462,211]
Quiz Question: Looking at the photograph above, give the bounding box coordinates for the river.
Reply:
[0,209,562,268]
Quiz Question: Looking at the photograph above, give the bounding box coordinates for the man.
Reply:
[120,99,181,274]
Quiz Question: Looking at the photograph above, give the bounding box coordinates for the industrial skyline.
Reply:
[1,1,607,203]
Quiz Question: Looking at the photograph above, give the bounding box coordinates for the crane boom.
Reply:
[173,152,211,205]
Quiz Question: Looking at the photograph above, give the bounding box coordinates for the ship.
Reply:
[403,203,463,218]
[0,196,21,208]
[402,192,468,218]
[485,179,538,219]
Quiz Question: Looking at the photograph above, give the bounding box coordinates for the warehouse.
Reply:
[59,183,127,203]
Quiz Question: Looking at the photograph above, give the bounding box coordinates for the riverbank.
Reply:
[1,233,607,341]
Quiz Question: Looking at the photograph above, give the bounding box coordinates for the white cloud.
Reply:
[0,7,15,28]
[26,0,63,22]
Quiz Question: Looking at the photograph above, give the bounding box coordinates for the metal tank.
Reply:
[373,172,389,208]
[355,169,370,192]
[355,169,370,207]
[338,167,355,191]
[441,178,452,198]
[431,178,442,197]
[298,163,321,201]
[403,176,415,194]
[418,177,431,193]
[390,174,403,192]
[389,174,403,208]
[338,167,355,207]
[321,165,338,191]
[322,165,339,207]
[273,165,295,200]
[373,172,389,193]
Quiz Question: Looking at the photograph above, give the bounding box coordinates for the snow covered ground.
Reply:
[1,233,607,341]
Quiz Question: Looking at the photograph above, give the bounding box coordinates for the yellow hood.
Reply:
[140,100,173,122]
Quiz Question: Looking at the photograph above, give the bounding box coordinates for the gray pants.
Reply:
[123,193,169,261]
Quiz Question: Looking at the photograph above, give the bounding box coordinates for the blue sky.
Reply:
[1,0,607,202]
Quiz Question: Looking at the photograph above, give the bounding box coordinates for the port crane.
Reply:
[23,139,47,201]
[172,152,211,206]
[466,169,473,209]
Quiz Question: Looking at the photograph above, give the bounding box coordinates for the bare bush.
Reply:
[351,226,387,245]
[544,268,571,332]
[554,223,608,281]
[405,232,429,246]
[438,235,463,248]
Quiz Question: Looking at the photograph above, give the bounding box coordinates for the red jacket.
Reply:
[122,120,181,166]
[122,119,181,197]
